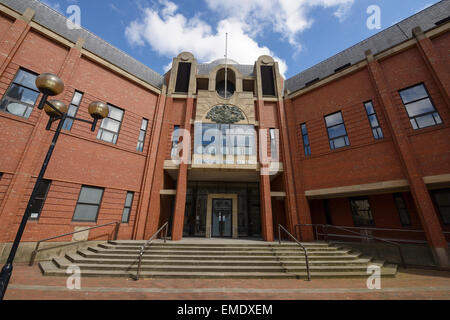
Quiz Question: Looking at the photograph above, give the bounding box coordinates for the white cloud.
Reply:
[205,0,354,47]
[125,1,288,76]
[124,0,354,77]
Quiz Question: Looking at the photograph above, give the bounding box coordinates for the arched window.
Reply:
[215,68,236,98]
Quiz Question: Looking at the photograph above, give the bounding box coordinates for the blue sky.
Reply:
[40,0,440,79]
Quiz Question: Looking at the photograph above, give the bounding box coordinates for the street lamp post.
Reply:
[0,73,109,300]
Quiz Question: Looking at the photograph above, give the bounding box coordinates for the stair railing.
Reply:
[134,221,169,281]
[296,224,407,268]
[29,221,120,266]
[278,224,311,281]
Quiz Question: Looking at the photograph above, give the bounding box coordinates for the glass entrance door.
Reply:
[212,199,232,237]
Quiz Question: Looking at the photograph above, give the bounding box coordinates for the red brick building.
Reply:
[0,0,449,267]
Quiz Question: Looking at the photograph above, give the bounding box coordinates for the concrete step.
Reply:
[65,253,370,266]
[54,257,374,273]
[76,249,362,261]
[99,244,341,252]
[107,241,331,248]
[87,247,352,256]
[66,253,372,267]
[38,241,397,280]
[40,261,397,279]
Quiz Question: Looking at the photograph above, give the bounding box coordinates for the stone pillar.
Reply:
[284,98,314,241]
[140,97,172,239]
[412,27,450,111]
[171,98,194,241]
[133,89,167,240]
[365,49,450,268]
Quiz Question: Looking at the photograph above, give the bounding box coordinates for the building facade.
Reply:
[0,0,449,267]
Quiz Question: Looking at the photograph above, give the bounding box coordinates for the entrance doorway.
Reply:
[212,199,232,237]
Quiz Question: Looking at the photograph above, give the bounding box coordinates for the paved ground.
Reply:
[3,263,450,300]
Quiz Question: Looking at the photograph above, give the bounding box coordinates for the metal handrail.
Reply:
[29,221,120,266]
[134,221,169,281]
[296,224,407,268]
[278,224,311,281]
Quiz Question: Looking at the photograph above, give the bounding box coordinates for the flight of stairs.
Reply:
[39,241,397,279]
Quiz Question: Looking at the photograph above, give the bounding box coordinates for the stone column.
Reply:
[284,98,314,241]
[412,27,450,111]
[365,49,450,268]
[133,89,167,240]
[171,98,194,241]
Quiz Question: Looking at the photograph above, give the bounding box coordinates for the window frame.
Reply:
[96,104,124,144]
[0,67,40,119]
[398,83,442,130]
[62,90,84,131]
[121,191,134,223]
[393,193,412,227]
[364,100,384,140]
[29,179,52,220]
[136,118,148,152]
[171,125,181,158]
[269,128,278,160]
[324,111,350,150]
[431,188,450,226]
[300,123,311,156]
[72,185,104,223]
[349,196,375,227]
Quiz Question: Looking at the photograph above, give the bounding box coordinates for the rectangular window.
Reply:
[0,68,39,119]
[394,193,411,226]
[175,62,191,93]
[136,118,148,152]
[261,66,275,96]
[364,101,384,140]
[29,179,51,220]
[171,125,180,158]
[72,186,104,222]
[269,128,278,160]
[325,111,350,150]
[350,197,374,227]
[121,192,134,223]
[300,123,311,156]
[399,83,442,130]
[97,104,124,144]
[432,189,450,225]
[62,91,83,131]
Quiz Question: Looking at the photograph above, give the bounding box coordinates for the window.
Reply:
[171,125,180,158]
[432,189,450,225]
[136,118,148,152]
[364,101,384,140]
[300,123,311,156]
[394,193,411,226]
[0,68,39,119]
[269,128,278,160]
[72,186,104,222]
[325,112,350,150]
[399,83,442,130]
[0,172,3,180]
[175,62,191,93]
[260,66,275,96]
[29,180,51,220]
[121,192,134,223]
[97,104,124,144]
[62,91,83,131]
[350,197,374,226]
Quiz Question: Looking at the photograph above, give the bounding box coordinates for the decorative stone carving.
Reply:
[206,105,245,124]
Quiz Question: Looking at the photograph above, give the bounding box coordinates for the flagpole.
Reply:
[224,32,228,100]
